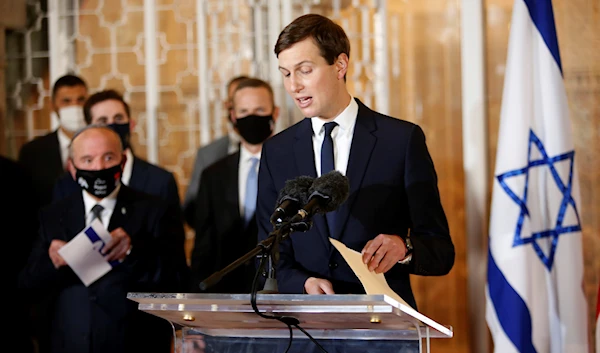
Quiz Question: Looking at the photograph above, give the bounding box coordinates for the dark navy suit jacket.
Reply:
[18,130,67,208]
[189,151,259,294]
[256,98,454,309]
[18,186,188,353]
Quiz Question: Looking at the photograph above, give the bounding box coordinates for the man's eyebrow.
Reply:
[279,60,313,70]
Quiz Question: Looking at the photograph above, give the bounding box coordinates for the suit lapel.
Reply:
[293,120,317,179]
[50,131,64,175]
[331,99,377,240]
[128,157,146,190]
[63,193,86,241]
[293,119,331,248]
[226,152,241,219]
[108,186,133,232]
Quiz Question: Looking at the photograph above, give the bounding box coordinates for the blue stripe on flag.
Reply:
[523,0,562,73]
[487,248,538,353]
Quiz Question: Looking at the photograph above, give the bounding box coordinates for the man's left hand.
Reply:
[361,234,406,273]
[102,227,132,262]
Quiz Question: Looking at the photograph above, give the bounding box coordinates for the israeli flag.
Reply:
[485,1,589,352]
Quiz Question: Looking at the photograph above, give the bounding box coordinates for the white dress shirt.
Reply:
[228,130,240,154]
[238,145,261,217]
[57,128,71,170]
[121,149,134,186]
[83,184,120,227]
[310,97,358,176]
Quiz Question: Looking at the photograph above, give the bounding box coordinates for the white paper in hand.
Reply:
[58,219,116,286]
[329,237,414,310]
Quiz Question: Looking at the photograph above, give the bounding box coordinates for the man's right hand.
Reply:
[304,277,335,294]
[49,239,68,268]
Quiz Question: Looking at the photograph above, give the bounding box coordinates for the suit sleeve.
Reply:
[183,148,205,226]
[189,169,217,292]
[401,124,455,276]
[256,144,311,294]
[18,209,68,292]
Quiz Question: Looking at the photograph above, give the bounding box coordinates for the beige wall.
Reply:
[0,0,27,156]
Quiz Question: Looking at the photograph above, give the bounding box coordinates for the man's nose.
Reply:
[289,75,303,93]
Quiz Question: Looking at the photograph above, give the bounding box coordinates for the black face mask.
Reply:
[234,114,274,145]
[75,164,122,198]
[108,122,131,150]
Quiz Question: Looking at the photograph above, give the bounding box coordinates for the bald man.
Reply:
[19,125,188,353]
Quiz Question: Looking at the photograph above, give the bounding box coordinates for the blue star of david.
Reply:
[496,129,581,271]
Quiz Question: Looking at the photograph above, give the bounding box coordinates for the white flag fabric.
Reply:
[485,1,589,353]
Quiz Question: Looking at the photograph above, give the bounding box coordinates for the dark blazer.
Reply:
[18,185,188,353]
[53,155,182,218]
[256,98,455,309]
[18,130,67,208]
[189,151,259,294]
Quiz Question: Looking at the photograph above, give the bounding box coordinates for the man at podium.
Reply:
[256,13,455,310]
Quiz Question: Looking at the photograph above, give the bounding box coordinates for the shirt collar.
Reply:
[121,149,134,186]
[82,183,120,218]
[57,128,71,166]
[310,97,358,137]
[57,128,71,148]
[239,144,261,163]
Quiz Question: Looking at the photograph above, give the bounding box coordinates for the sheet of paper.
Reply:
[329,237,414,310]
[58,219,115,286]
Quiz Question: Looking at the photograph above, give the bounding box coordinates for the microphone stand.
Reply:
[198,220,311,292]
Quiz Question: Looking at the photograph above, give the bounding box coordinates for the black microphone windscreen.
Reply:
[308,171,350,212]
[275,175,314,206]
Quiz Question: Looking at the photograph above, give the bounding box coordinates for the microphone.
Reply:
[289,171,350,223]
[270,175,314,225]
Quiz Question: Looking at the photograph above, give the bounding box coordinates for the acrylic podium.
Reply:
[127,292,453,353]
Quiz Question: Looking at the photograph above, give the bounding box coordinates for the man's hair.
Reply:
[274,14,350,65]
[232,78,275,107]
[83,89,131,124]
[69,124,124,158]
[52,74,87,100]
[227,75,250,93]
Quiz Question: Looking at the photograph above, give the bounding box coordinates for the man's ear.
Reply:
[229,110,237,125]
[272,106,280,121]
[67,159,76,180]
[129,118,136,131]
[336,53,349,80]
[121,153,127,169]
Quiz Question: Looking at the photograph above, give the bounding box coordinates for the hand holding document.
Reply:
[329,238,414,310]
[58,219,118,286]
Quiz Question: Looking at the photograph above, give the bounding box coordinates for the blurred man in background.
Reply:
[189,77,279,293]
[183,75,248,227]
[19,125,187,353]
[18,74,88,208]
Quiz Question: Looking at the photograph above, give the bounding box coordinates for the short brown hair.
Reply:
[83,89,130,124]
[232,78,275,108]
[274,14,350,65]
[52,74,87,101]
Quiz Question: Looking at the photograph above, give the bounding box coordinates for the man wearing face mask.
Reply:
[52,89,182,224]
[189,77,279,293]
[18,74,88,209]
[183,75,248,228]
[19,125,188,353]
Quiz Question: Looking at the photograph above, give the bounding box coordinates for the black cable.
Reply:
[292,324,328,353]
[250,247,328,353]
